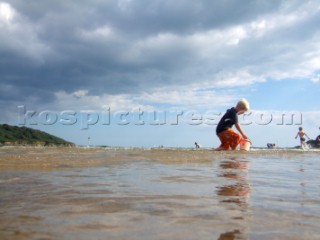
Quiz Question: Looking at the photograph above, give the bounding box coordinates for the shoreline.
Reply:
[0,146,319,171]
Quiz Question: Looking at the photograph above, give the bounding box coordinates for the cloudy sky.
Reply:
[1,0,320,147]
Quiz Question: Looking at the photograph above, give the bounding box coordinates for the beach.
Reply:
[0,147,320,239]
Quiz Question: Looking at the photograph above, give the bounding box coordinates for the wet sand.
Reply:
[1,147,320,239]
[0,147,316,170]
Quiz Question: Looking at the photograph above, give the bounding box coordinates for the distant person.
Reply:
[267,143,276,149]
[315,135,320,148]
[194,142,200,149]
[215,99,250,151]
[313,127,320,148]
[295,127,310,148]
[306,127,320,148]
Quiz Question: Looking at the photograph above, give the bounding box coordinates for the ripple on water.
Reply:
[0,151,320,239]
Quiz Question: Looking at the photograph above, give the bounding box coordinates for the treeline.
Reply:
[0,124,74,146]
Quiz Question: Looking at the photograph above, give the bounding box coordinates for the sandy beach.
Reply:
[0,146,317,169]
[1,147,320,239]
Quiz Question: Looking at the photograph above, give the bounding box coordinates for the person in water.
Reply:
[313,127,320,148]
[316,127,320,146]
[267,143,276,149]
[215,99,250,151]
[315,135,320,147]
[295,127,310,148]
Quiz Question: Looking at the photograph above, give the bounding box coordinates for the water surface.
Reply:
[0,148,320,239]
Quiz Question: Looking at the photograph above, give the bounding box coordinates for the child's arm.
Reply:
[305,133,311,139]
[235,123,248,139]
[295,133,298,139]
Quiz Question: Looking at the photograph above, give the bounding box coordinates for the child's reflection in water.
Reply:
[217,158,251,205]
[216,158,251,239]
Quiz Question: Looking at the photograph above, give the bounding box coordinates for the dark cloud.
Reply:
[1,0,319,116]
[9,0,281,34]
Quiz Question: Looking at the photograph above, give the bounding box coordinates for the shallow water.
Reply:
[0,149,320,239]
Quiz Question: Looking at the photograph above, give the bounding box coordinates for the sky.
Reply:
[0,0,320,148]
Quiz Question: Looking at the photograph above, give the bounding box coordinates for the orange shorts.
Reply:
[217,128,241,150]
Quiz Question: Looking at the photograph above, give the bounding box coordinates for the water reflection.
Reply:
[217,158,251,205]
[216,158,251,239]
[299,163,306,208]
[217,229,241,240]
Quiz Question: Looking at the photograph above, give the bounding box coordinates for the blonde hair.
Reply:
[237,98,250,111]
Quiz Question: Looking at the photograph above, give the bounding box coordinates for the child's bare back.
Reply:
[295,127,310,148]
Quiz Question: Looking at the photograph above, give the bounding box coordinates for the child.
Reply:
[215,99,250,151]
[295,127,310,148]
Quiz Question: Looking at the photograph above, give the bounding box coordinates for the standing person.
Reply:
[295,127,310,148]
[215,99,250,151]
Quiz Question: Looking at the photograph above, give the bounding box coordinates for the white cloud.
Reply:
[0,2,14,23]
[0,2,52,63]
[212,70,265,88]
[72,90,88,98]
[138,87,236,110]
[51,83,240,115]
[53,90,155,112]
[116,1,320,89]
